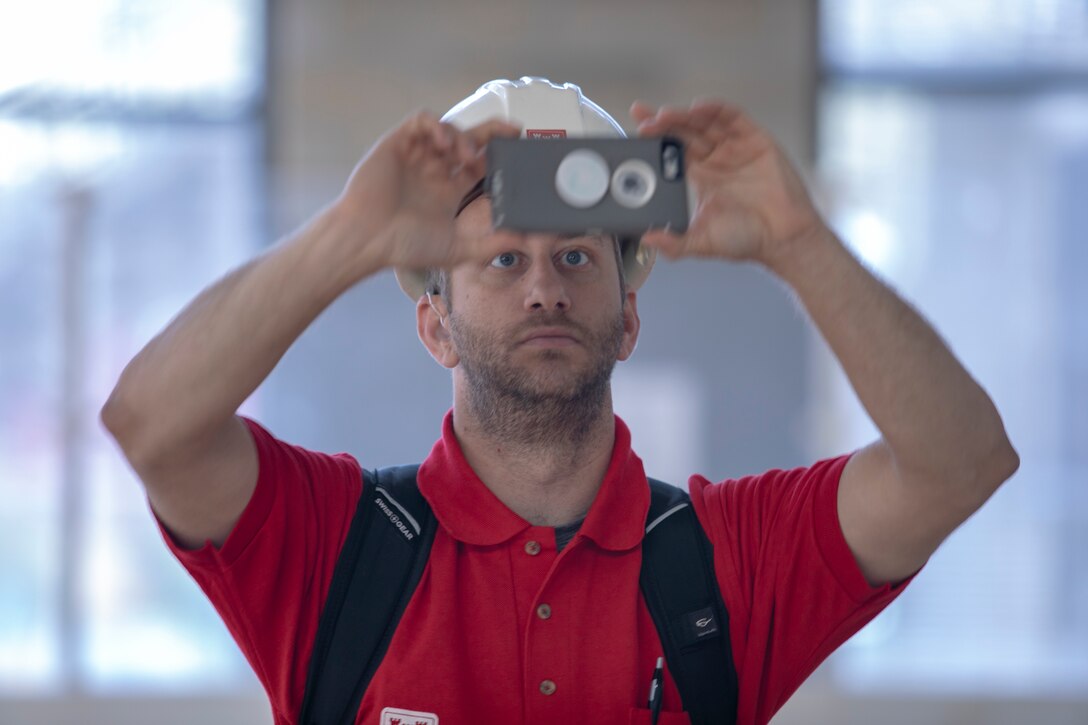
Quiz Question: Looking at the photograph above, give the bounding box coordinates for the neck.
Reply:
[451,381,617,527]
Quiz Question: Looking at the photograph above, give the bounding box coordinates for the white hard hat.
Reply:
[394,77,656,300]
[443,76,627,137]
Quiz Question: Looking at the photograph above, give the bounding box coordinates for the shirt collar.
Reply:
[417,410,650,551]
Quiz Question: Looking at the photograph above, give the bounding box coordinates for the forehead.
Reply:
[455,193,494,233]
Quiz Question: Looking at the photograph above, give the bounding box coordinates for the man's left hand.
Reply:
[630,100,825,267]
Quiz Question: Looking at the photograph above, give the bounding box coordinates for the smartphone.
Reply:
[486,137,690,236]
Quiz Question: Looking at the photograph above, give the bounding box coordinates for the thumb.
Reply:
[640,228,687,260]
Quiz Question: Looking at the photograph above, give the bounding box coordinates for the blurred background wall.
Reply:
[1,0,1085,723]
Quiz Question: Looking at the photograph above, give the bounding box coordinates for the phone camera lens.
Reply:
[610,159,657,208]
[622,174,645,194]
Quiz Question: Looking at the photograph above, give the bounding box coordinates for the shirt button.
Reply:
[536,603,552,620]
[524,540,541,556]
[539,679,557,696]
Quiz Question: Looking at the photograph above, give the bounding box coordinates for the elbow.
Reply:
[100,386,132,441]
[992,436,1020,487]
[968,393,1020,494]
[984,400,1020,485]
[100,383,156,467]
[971,428,1019,500]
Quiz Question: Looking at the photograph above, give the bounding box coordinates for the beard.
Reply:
[448,308,625,449]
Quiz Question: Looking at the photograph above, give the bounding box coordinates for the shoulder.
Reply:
[243,416,364,489]
[169,417,365,568]
[163,419,371,721]
[688,455,851,542]
[241,416,366,550]
[685,455,909,723]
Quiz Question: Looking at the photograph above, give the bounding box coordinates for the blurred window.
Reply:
[0,0,265,694]
[817,0,1088,695]
[822,0,1088,77]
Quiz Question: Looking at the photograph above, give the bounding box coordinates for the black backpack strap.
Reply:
[640,479,738,725]
[298,465,437,725]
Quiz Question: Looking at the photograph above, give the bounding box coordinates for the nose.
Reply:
[523,247,570,312]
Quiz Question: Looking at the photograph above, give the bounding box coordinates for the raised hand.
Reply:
[334,112,520,276]
[630,100,826,268]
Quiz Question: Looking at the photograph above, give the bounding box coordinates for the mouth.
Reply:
[519,327,581,348]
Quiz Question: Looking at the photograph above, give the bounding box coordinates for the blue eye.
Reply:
[490,252,518,268]
[563,250,588,266]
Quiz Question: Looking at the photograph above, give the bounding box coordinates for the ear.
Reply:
[617,290,641,361]
[417,293,460,369]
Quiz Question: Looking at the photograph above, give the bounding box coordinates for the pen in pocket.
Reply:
[647,655,664,725]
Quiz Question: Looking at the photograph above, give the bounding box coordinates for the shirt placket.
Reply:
[504,525,565,724]
[514,526,579,725]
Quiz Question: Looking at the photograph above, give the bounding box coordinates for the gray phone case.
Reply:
[486,137,690,236]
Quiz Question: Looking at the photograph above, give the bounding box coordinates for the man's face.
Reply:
[435,196,640,402]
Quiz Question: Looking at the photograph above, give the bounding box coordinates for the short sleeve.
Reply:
[689,455,913,725]
[155,417,363,724]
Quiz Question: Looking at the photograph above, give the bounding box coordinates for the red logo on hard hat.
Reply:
[526,129,566,139]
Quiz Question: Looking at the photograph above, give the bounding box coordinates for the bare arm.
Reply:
[632,101,1018,586]
[101,114,518,548]
[101,208,374,548]
[766,227,1018,585]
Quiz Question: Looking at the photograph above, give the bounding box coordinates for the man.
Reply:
[101,77,1018,724]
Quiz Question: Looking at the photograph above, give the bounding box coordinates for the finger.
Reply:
[645,110,719,141]
[638,101,748,146]
[454,152,488,185]
[641,108,758,165]
[689,102,757,143]
[433,123,494,178]
[634,103,689,135]
[453,129,479,165]
[632,108,717,161]
[634,106,712,149]
[629,101,658,127]
[679,103,734,140]
[464,118,522,149]
[639,228,687,260]
[643,123,715,162]
[397,111,440,156]
[674,133,715,163]
[409,113,452,151]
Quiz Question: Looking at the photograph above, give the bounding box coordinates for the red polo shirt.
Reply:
[160,413,909,725]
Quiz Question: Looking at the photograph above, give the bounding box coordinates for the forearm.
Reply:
[102,201,382,464]
[767,225,1017,491]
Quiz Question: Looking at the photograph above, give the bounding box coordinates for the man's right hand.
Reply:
[334,113,520,281]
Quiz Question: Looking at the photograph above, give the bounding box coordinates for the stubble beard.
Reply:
[450,310,626,451]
